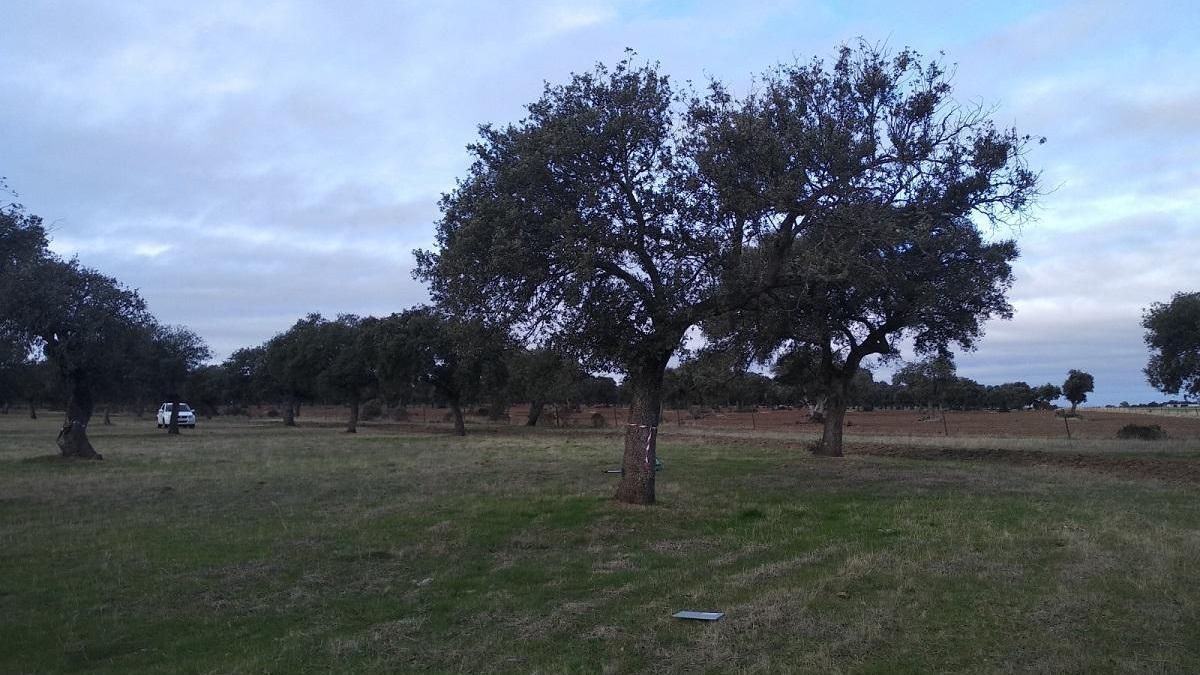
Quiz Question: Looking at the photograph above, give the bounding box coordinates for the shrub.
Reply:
[221,405,248,417]
[265,408,280,418]
[1116,424,1167,441]
[390,407,409,421]
[590,412,607,428]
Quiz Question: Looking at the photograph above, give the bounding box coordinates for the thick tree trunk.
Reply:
[526,399,545,426]
[617,357,669,505]
[1070,401,1078,414]
[283,398,296,426]
[167,397,180,435]
[448,397,466,436]
[57,379,101,460]
[813,381,847,457]
[346,398,359,433]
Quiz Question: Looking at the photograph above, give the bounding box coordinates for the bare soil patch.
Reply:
[849,443,1200,484]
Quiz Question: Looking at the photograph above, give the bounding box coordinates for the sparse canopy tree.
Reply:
[418,45,1030,503]
[1142,291,1200,401]
[714,45,1038,457]
[1062,369,1094,413]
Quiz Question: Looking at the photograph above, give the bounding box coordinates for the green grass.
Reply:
[2,414,1199,673]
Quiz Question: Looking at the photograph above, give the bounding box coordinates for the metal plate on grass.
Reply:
[673,611,724,621]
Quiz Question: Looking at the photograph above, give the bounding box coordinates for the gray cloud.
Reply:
[3,0,1197,404]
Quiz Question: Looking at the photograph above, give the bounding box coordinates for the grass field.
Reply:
[3,414,1200,673]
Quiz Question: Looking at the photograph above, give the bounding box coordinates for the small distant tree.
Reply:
[318,315,379,433]
[893,354,959,414]
[374,307,502,436]
[1142,291,1200,401]
[1062,369,1094,413]
[185,365,226,418]
[263,314,337,426]
[506,348,587,426]
[1033,383,1061,409]
[150,325,211,434]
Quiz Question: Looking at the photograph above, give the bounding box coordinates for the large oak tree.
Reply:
[417,45,1039,501]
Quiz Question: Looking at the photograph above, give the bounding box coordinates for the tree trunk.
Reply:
[168,397,180,435]
[813,380,847,457]
[617,358,669,505]
[56,379,101,460]
[346,398,359,433]
[448,397,466,436]
[1070,401,1078,414]
[284,398,296,426]
[29,401,37,420]
[135,397,144,419]
[526,399,545,426]
[488,396,507,422]
[103,406,112,426]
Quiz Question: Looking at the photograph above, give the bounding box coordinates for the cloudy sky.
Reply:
[3,0,1197,404]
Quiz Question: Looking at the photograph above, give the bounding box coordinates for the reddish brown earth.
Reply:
[848,443,1200,483]
[261,404,1200,441]
[252,403,1200,482]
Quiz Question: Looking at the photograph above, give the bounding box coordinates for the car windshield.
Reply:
[162,404,192,412]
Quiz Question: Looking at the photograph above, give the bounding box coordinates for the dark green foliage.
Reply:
[1062,370,1095,413]
[1115,424,1167,441]
[149,325,211,434]
[184,365,226,418]
[705,45,1039,457]
[1,195,158,455]
[1033,383,1062,408]
[2,182,211,450]
[263,314,340,424]
[1142,291,1200,400]
[371,307,510,436]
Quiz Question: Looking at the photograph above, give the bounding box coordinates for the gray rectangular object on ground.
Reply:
[672,611,724,621]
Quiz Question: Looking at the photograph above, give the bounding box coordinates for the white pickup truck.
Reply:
[156,402,196,428]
